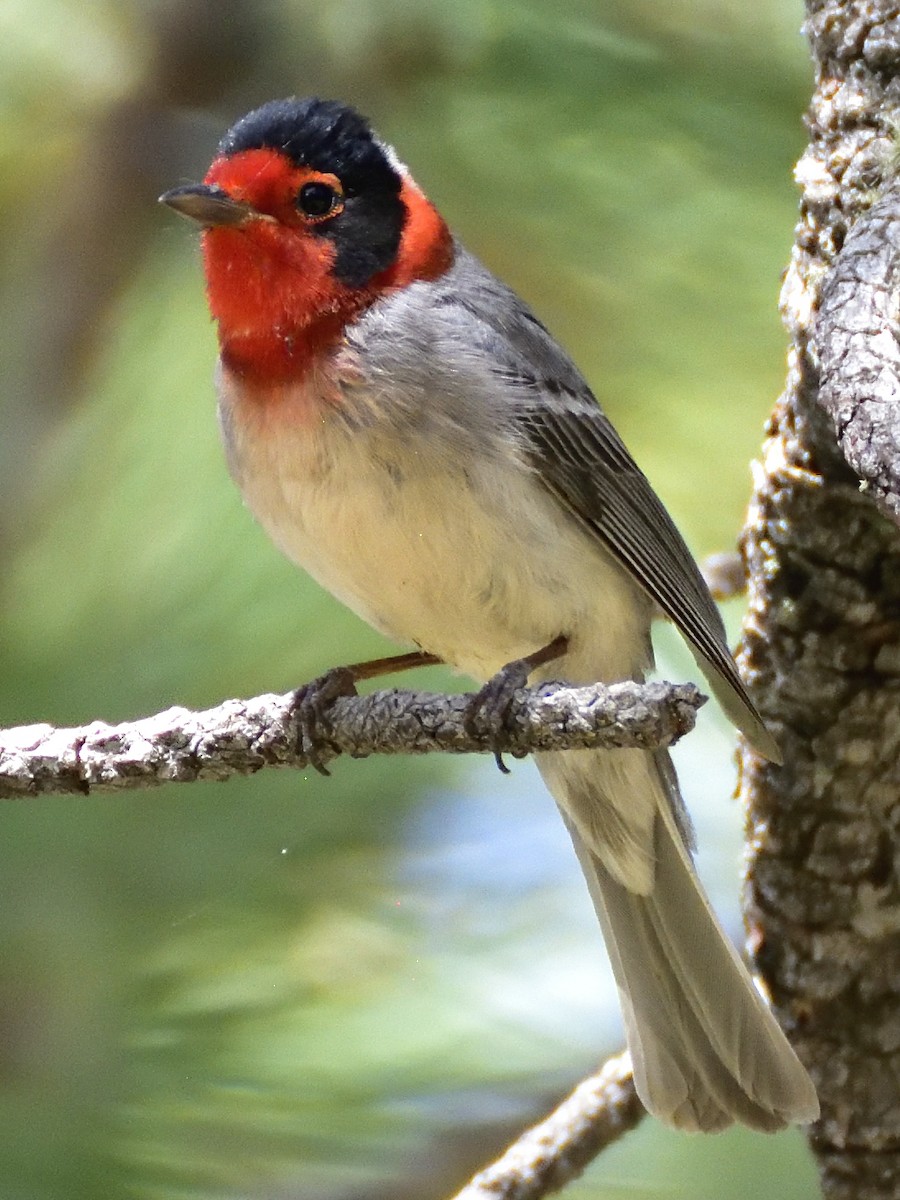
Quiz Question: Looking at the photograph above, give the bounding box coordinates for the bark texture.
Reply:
[0,679,701,799]
[738,4,900,1196]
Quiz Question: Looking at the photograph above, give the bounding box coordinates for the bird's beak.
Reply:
[159,183,268,227]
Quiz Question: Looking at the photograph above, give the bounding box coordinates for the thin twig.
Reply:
[449,1053,642,1200]
[0,678,704,799]
[701,550,746,601]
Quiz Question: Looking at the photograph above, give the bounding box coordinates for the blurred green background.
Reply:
[0,2,820,1197]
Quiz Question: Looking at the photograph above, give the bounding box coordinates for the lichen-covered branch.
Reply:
[738,3,900,1197]
[449,1053,641,1200]
[0,679,703,799]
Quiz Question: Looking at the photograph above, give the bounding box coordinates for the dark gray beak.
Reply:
[159,183,262,227]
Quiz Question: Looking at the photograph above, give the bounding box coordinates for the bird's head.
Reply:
[161,97,452,382]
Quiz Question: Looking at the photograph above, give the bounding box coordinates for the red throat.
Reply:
[200,152,453,388]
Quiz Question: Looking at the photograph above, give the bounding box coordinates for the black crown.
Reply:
[218,97,400,199]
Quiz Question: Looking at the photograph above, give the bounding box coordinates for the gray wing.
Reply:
[435,247,780,762]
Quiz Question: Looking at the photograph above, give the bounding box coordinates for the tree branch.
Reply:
[0,679,704,799]
[449,1053,641,1200]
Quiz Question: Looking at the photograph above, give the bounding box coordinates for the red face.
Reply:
[198,147,452,384]
[201,150,350,371]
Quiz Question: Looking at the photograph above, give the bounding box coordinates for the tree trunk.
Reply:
[739,4,900,1197]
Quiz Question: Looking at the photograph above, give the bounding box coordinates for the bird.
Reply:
[160,96,818,1132]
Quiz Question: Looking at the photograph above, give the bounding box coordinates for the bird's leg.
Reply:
[465,634,569,773]
[293,650,442,775]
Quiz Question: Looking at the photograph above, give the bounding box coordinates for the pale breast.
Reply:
[216,361,650,685]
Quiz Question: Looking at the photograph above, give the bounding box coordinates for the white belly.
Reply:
[217,372,651,686]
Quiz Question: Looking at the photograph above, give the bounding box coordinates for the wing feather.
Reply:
[431,248,780,761]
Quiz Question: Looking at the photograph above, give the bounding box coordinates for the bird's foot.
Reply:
[291,649,443,775]
[464,634,569,773]
[292,667,359,776]
[465,660,533,774]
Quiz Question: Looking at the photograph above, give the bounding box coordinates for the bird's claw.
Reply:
[292,667,358,775]
[464,659,533,773]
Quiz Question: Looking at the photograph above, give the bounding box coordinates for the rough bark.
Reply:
[817,178,900,521]
[0,679,701,799]
[738,4,900,1196]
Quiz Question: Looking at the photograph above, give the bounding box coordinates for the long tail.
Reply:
[542,749,819,1132]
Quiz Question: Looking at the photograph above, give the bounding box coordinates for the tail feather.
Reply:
[548,751,818,1132]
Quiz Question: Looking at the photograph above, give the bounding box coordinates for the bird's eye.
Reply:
[296,181,343,220]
